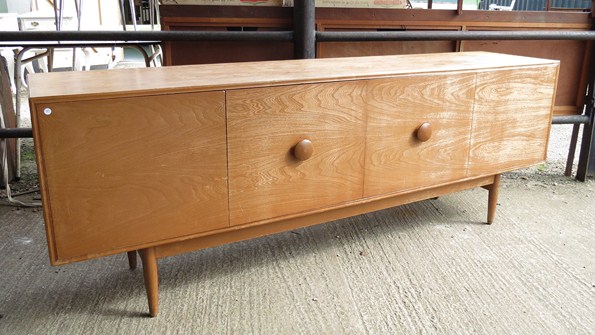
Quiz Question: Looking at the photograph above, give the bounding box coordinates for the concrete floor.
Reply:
[0,126,594,334]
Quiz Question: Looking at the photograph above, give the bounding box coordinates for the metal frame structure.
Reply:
[0,0,593,180]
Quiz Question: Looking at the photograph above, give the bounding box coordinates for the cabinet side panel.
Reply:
[30,99,60,264]
[227,82,367,226]
[34,92,228,263]
[469,65,558,176]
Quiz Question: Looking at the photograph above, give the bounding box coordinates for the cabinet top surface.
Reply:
[29,51,558,101]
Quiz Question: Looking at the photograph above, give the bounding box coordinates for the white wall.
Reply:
[6,0,31,14]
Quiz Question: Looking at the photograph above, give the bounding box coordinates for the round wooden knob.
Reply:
[293,139,313,161]
[416,122,432,142]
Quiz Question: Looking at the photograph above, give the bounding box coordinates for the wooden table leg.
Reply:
[487,174,501,225]
[127,251,137,270]
[139,247,159,317]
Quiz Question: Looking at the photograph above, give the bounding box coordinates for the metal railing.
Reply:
[0,0,593,179]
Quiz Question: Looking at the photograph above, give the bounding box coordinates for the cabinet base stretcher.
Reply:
[131,174,501,317]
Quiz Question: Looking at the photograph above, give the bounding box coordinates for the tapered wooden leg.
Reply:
[139,247,159,317]
[487,174,501,225]
[127,251,137,270]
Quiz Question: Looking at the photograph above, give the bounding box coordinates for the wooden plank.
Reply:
[33,92,229,264]
[162,17,292,26]
[317,20,589,29]
[164,39,294,66]
[161,17,294,66]
[318,40,456,58]
[317,26,458,58]
[160,4,293,20]
[227,81,367,226]
[314,7,591,25]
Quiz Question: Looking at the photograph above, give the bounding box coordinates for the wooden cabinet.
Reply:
[227,82,367,225]
[29,52,559,316]
[33,92,229,261]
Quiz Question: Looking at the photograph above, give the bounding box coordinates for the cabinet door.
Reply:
[364,74,476,197]
[469,65,558,176]
[227,82,367,226]
[34,92,228,263]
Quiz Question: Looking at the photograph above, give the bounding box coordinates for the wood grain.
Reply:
[156,175,497,259]
[34,92,229,263]
[317,27,456,59]
[140,247,159,317]
[463,38,586,113]
[468,65,559,176]
[364,74,475,197]
[227,81,367,226]
[28,52,557,103]
[27,51,561,316]
[162,17,293,66]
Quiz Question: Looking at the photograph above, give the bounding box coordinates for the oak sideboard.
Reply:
[29,52,559,316]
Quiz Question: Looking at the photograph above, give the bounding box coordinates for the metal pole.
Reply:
[0,114,590,141]
[73,0,83,71]
[565,124,581,176]
[119,0,127,31]
[6,30,595,45]
[129,0,137,30]
[576,108,595,181]
[0,129,33,139]
[575,40,595,181]
[0,31,294,45]
[2,28,595,180]
[588,125,595,176]
[576,112,595,180]
[149,0,155,30]
[293,0,315,59]
[316,30,595,42]
[552,115,591,124]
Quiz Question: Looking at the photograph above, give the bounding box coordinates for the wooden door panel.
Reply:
[364,74,476,197]
[227,82,367,226]
[34,92,228,263]
[469,65,558,175]
[464,39,585,115]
